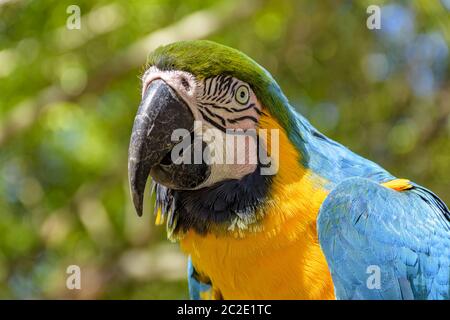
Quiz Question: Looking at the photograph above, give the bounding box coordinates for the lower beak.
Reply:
[128,79,194,216]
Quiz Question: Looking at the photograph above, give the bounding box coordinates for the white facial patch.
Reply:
[142,67,264,188]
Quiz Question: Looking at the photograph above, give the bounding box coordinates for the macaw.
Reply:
[127,40,450,300]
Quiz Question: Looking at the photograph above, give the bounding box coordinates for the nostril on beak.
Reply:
[181,77,190,92]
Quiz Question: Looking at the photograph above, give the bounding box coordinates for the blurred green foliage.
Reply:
[0,0,449,299]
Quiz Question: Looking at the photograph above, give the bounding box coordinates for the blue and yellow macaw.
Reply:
[127,40,450,300]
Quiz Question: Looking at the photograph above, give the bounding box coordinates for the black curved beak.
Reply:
[128,80,194,217]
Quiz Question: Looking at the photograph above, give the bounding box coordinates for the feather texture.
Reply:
[318,177,450,299]
[144,40,450,300]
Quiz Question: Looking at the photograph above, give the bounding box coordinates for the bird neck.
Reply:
[179,114,335,298]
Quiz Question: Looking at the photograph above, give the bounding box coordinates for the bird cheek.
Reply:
[199,132,259,187]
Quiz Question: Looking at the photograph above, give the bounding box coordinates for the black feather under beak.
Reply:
[128,79,209,217]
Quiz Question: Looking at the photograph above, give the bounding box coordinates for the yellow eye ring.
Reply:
[235,85,250,105]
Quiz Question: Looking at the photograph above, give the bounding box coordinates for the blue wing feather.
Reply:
[187,256,214,300]
[317,177,450,300]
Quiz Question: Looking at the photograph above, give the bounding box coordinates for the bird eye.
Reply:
[235,85,250,105]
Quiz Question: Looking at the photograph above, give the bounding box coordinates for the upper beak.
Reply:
[128,79,194,216]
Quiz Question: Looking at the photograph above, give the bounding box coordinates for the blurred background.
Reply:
[0,0,449,299]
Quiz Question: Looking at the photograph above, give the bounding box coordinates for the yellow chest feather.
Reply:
[179,115,335,299]
[180,170,335,299]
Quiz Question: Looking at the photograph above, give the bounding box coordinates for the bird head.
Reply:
[128,40,302,237]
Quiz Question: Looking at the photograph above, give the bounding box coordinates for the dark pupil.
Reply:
[240,91,245,98]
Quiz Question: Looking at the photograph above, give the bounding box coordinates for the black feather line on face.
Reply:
[213,77,233,102]
[206,77,214,96]
[152,163,272,237]
[198,109,228,132]
[201,102,234,113]
[212,75,225,96]
[201,77,210,98]
[201,106,227,126]
[230,103,260,113]
[228,115,258,124]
